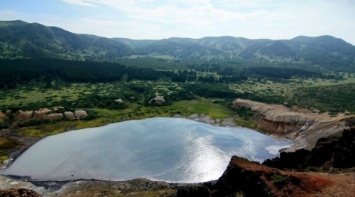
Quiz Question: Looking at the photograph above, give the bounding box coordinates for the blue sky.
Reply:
[1,0,355,45]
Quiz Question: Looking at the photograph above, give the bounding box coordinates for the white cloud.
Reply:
[61,0,97,6]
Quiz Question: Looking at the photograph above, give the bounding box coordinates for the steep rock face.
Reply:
[233,99,351,151]
[209,156,345,197]
[234,99,316,134]
[263,126,355,169]
[212,156,273,197]
[333,128,355,167]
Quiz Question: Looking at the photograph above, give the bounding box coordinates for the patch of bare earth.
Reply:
[214,156,355,197]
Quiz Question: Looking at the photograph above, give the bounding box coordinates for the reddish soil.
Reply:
[229,157,355,197]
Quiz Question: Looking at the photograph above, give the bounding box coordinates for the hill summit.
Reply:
[1,20,355,68]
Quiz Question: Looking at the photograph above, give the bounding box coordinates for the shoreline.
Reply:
[1,114,290,170]
[0,116,292,188]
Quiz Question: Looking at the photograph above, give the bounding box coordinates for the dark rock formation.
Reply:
[263,149,312,170]
[333,128,355,168]
[263,127,355,170]
[176,185,211,197]
[205,156,340,197]
[212,156,273,197]
[0,188,41,197]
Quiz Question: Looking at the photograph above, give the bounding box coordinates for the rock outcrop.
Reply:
[264,125,355,170]
[0,188,41,197]
[64,110,88,120]
[233,99,352,151]
[14,110,33,122]
[33,108,52,119]
[64,111,75,120]
[149,96,165,105]
[74,110,88,119]
[234,99,318,134]
[46,113,64,121]
[8,107,89,126]
[207,156,355,197]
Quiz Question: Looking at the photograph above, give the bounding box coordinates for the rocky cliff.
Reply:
[233,99,353,151]
[264,123,355,170]
[209,156,355,197]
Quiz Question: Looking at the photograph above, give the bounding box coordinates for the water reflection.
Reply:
[2,118,291,183]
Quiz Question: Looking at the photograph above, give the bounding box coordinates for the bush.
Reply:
[272,173,288,187]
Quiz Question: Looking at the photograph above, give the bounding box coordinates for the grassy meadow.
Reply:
[1,64,355,139]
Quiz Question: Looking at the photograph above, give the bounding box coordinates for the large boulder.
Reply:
[46,113,64,121]
[14,110,33,122]
[33,108,52,119]
[115,98,124,103]
[64,111,75,120]
[149,96,165,105]
[74,110,88,119]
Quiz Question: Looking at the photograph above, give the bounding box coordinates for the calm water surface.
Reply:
[2,118,291,183]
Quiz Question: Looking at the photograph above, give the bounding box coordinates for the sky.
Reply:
[1,0,355,45]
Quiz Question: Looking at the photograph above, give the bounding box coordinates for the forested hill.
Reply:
[1,20,355,69]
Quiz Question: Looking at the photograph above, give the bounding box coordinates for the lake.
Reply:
[2,117,291,183]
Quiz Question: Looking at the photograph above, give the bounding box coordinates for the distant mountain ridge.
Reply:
[1,20,355,68]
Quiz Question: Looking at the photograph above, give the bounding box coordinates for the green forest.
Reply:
[1,58,355,115]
